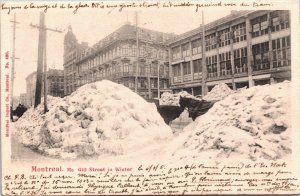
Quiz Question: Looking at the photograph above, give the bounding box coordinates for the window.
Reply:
[219,52,231,76]
[183,62,191,75]
[252,42,270,71]
[124,62,129,73]
[271,11,290,32]
[172,64,180,77]
[206,55,217,77]
[218,28,231,47]
[234,48,247,73]
[182,43,190,57]
[172,46,181,60]
[192,39,202,54]
[205,33,217,51]
[232,23,247,43]
[272,36,291,67]
[112,48,116,58]
[193,59,202,73]
[251,14,269,38]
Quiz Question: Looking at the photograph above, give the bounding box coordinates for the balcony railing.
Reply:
[193,72,202,80]
[252,61,270,71]
[208,72,218,78]
[235,64,248,74]
[183,74,192,81]
[173,76,181,83]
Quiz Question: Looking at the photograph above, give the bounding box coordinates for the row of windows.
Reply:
[205,33,217,51]
[78,44,168,73]
[234,48,248,72]
[173,48,247,78]
[173,39,203,60]
[122,78,168,89]
[271,11,290,33]
[232,23,247,43]
[219,52,231,76]
[77,63,168,79]
[218,28,231,47]
[251,11,290,38]
[49,77,64,83]
[206,55,218,75]
[171,11,290,59]
[182,43,190,58]
[252,42,270,71]
[272,36,291,68]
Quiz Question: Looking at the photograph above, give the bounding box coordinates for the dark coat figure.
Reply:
[14,104,27,118]
[156,105,184,125]
[153,99,184,125]
[179,96,216,121]
[10,106,13,121]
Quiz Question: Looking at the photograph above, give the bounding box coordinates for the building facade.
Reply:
[47,69,64,98]
[19,94,27,107]
[63,24,174,99]
[168,10,291,95]
[63,25,89,96]
[25,69,65,107]
[26,72,37,107]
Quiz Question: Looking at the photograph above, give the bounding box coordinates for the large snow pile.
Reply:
[14,96,62,148]
[171,82,291,161]
[203,83,234,101]
[15,80,172,159]
[160,91,199,106]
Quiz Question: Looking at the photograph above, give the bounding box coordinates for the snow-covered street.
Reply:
[12,80,292,163]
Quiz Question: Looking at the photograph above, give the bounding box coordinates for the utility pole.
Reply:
[157,62,160,99]
[135,12,139,93]
[30,12,62,113]
[201,11,208,96]
[32,12,45,109]
[230,25,236,90]
[10,13,20,110]
[43,30,48,112]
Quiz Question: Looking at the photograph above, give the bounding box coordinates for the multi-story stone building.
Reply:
[63,24,174,99]
[63,25,89,96]
[47,69,64,98]
[168,10,291,95]
[25,69,65,107]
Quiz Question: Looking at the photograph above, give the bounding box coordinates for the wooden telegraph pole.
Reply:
[201,11,208,96]
[31,12,62,113]
[32,12,45,109]
[10,13,20,110]
[135,12,139,93]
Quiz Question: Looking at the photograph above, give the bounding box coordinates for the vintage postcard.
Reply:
[1,0,300,195]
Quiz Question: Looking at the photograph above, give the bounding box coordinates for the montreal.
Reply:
[32,166,63,172]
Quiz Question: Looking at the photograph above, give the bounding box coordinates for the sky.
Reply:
[7,5,231,96]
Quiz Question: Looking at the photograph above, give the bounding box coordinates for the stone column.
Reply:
[180,62,184,83]
[245,17,254,87]
[189,40,194,81]
[230,25,236,90]
[268,12,273,69]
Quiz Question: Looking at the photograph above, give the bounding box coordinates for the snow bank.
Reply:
[172,110,192,123]
[171,82,291,162]
[203,83,234,101]
[160,91,199,106]
[14,96,62,148]
[15,80,172,159]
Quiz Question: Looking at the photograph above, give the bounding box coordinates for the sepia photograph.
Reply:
[1,1,300,195]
